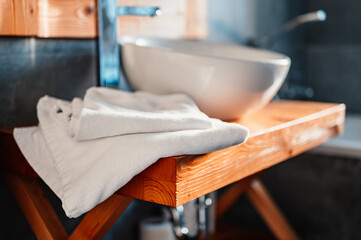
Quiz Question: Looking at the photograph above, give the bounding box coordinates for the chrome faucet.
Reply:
[97,0,160,89]
[248,10,327,48]
[282,10,326,33]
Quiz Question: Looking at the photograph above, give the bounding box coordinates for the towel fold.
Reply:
[14,88,249,218]
[70,87,212,141]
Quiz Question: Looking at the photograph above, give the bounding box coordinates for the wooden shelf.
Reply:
[0,0,207,39]
[0,101,345,207]
[116,101,345,206]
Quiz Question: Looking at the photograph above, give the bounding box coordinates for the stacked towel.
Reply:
[70,88,213,140]
[14,87,249,218]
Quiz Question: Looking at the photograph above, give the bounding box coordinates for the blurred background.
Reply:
[1,0,361,239]
[207,0,361,239]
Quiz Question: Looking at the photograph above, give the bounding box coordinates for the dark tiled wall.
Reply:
[0,37,163,240]
[306,0,361,44]
[264,153,361,239]
[207,2,361,239]
[305,0,361,113]
[0,37,97,127]
[0,37,97,238]
[220,153,361,239]
[306,45,361,111]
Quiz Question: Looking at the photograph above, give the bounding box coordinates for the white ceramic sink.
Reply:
[120,36,291,120]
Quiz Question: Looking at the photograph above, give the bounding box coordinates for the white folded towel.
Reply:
[14,88,249,218]
[70,87,213,140]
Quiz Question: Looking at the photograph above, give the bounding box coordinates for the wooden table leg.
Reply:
[69,195,133,240]
[216,174,260,219]
[4,172,297,240]
[246,179,299,240]
[4,173,133,240]
[216,176,299,240]
[2,174,68,240]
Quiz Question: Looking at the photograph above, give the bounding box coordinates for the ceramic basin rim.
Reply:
[122,44,291,83]
[120,38,291,66]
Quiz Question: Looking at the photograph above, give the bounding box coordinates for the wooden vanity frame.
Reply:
[0,100,345,239]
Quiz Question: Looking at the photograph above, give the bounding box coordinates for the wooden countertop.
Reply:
[116,101,345,206]
[0,100,345,207]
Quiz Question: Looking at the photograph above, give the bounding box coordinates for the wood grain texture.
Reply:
[116,101,345,206]
[0,0,37,36]
[185,0,207,38]
[247,179,299,240]
[0,0,207,38]
[174,101,345,206]
[37,0,96,38]
[3,174,68,240]
[0,101,346,207]
[0,0,14,35]
[69,195,132,240]
[116,156,177,206]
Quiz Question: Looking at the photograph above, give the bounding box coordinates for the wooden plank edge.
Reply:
[251,102,346,137]
[69,195,132,240]
[174,105,345,206]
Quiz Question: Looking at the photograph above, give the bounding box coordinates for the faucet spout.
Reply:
[248,10,327,49]
[282,10,327,32]
[117,6,161,17]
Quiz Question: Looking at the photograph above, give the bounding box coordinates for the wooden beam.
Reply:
[185,0,207,38]
[116,156,177,206]
[69,195,132,240]
[216,173,260,219]
[0,0,37,36]
[37,0,96,38]
[112,102,345,207]
[0,0,207,39]
[0,0,15,35]
[174,101,345,206]
[3,174,68,240]
[247,179,299,240]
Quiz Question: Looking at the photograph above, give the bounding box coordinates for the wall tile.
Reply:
[0,38,97,127]
[306,44,361,113]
